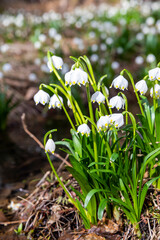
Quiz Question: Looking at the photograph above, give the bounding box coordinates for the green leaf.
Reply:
[138,176,160,218]
[75,199,91,229]
[66,166,97,221]
[155,106,160,142]
[84,189,107,208]
[98,198,107,220]
[55,140,76,157]
[88,161,109,168]
[90,169,117,176]
[110,153,119,162]
[71,129,82,158]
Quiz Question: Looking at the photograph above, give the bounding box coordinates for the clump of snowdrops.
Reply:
[34,51,160,238]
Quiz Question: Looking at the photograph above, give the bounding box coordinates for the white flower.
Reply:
[111,61,120,70]
[29,73,37,82]
[136,32,144,41]
[135,80,148,95]
[39,34,47,43]
[146,54,156,63]
[106,37,113,45]
[109,96,125,110]
[146,17,155,26]
[45,139,56,154]
[135,56,144,65]
[34,41,41,49]
[34,90,50,105]
[91,91,105,105]
[110,75,128,90]
[47,55,63,71]
[91,44,98,52]
[77,124,91,136]
[2,63,12,72]
[109,113,124,128]
[150,84,160,98]
[49,94,63,109]
[65,68,88,86]
[8,201,21,211]
[65,70,73,85]
[149,67,160,81]
[0,44,9,53]
[97,115,110,131]
[48,28,57,38]
[90,54,98,62]
[117,47,123,54]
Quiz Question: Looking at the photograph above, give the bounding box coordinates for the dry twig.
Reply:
[21,113,71,167]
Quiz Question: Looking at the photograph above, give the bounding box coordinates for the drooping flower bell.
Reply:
[148,67,160,81]
[109,96,125,110]
[109,113,124,128]
[45,138,56,154]
[77,124,91,136]
[150,84,160,99]
[49,94,63,109]
[135,80,148,95]
[65,68,88,86]
[91,91,105,105]
[34,89,50,105]
[110,75,128,90]
[97,115,110,131]
[47,55,63,71]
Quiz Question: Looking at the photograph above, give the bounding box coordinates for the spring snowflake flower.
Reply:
[65,68,88,86]
[47,56,63,71]
[91,91,105,105]
[111,61,120,70]
[49,94,63,109]
[109,113,124,128]
[150,84,160,98]
[110,75,128,90]
[146,54,156,63]
[77,124,91,136]
[8,201,22,211]
[149,67,160,81]
[2,63,12,72]
[135,56,144,65]
[109,96,125,110]
[97,115,110,131]
[135,80,148,95]
[45,139,56,154]
[34,90,50,105]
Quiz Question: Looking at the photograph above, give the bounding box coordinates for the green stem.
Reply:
[86,84,98,169]
[118,92,128,125]
[41,84,76,130]
[101,85,112,115]
[50,83,80,125]
[73,99,85,123]
[48,51,68,92]
[121,69,144,116]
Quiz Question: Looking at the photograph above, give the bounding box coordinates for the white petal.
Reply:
[77,124,91,136]
[110,113,124,128]
[52,56,63,70]
[135,80,148,94]
[45,139,56,154]
[34,90,50,105]
[149,67,159,81]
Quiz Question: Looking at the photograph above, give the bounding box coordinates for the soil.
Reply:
[0,0,118,13]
